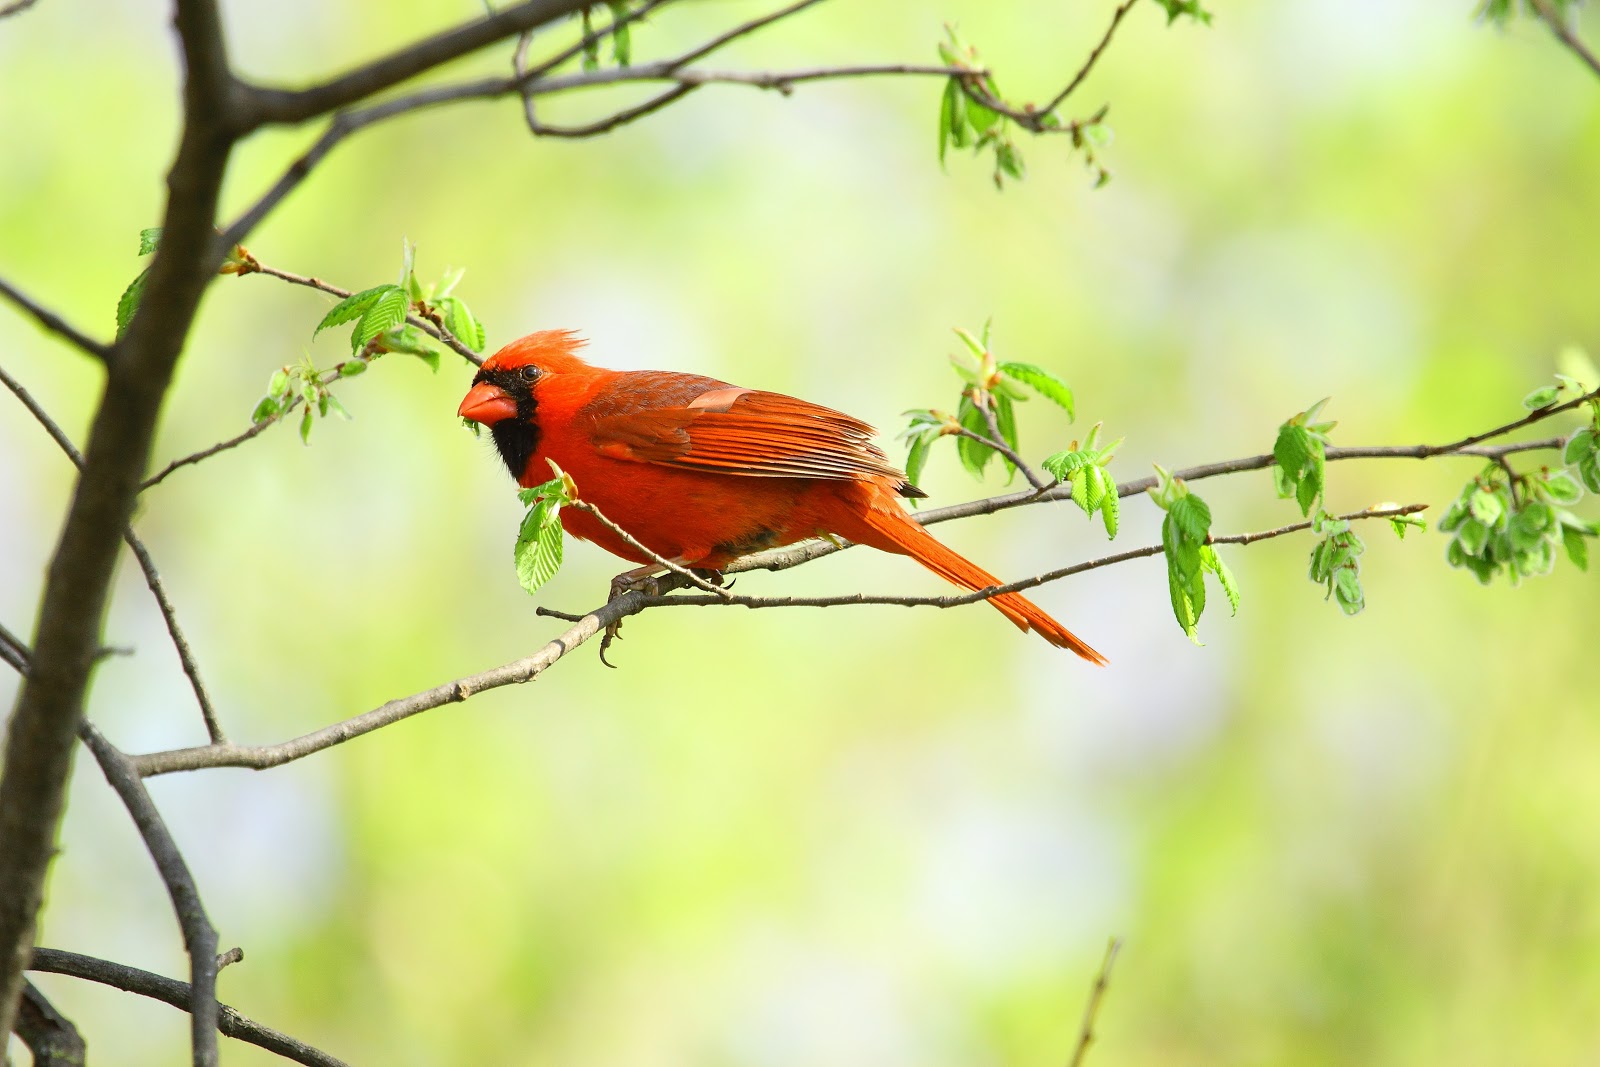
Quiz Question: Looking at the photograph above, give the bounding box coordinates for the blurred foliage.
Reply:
[4,1,1600,1065]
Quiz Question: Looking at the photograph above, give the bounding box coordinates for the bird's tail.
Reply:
[836,494,1108,665]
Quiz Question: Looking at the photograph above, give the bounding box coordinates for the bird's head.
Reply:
[458,329,590,481]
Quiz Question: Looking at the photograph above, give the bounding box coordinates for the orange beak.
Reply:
[458,382,518,425]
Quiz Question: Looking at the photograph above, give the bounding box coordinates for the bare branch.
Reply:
[0,0,43,20]
[141,401,294,491]
[28,947,349,1067]
[80,724,220,1066]
[1067,937,1123,1067]
[569,499,733,600]
[1042,0,1141,118]
[14,978,86,1066]
[1,362,226,743]
[0,274,109,359]
[0,621,28,676]
[243,0,595,127]
[635,505,1428,613]
[1528,0,1600,80]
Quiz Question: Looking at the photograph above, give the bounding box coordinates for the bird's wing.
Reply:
[583,371,909,484]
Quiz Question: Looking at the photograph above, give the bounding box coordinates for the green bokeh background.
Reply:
[4,1,1600,1063]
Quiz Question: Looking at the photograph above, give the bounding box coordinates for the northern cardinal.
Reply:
[457,330,1106,664]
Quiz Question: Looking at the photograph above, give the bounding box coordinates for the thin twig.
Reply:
[1067,937,1123,1067]
[636,505,1427,613]
[0,620,30,675]
[1,361,226,742]
[1043,0,1140,117]
[569,499,733,599]
[142,399,297,491]
[0,274,108,359]
[1528,0,1600,80]
[0,0,44,19]
[28,947,349,1067]
[79,724,220,1066]
[970,393,1048,491]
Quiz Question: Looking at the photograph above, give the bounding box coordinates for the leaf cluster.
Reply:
[250,356,364,444]
[898,322,1075,497]
[580,1,634,71]
[1439,463,1595,583]
[1149,465,1238,642]
[934,26,1112,189]
[1307,510,1369,615]
[1272,397,1336,516]
[313,243,485,367]
[1042,423,1123,539]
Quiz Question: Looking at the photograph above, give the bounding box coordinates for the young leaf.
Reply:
[313,285,393,336]
[299,406,314,444]
[1202,546,1241,615]
[998,362,1075,418]
[440,296,487,352]
[137,227,162,256]
[115,267,150,339]
[251,397,280,424]
[1522,384,1560,410]
[354,287,410,351]
[514,477,569,594]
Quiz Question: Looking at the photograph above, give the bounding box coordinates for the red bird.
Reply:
[457,330,1106,664]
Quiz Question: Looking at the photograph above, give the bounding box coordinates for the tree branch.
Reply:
[1043,0,1140,117]
[80,724,221,1066]
[243,0,595,127]
[13,978,86,1067]
[28,947,348,1067]
[1067,937,1123,1067]
[1,362,227,742]
[1528,0,1600,80]
[0,274,109,359]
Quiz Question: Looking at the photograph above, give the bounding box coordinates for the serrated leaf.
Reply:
[440,296,487,353]
[1202,546,1240,615]
[1295,475,1319,516]
[1082,465,1110,512]
[997,361,1075,419]
[1042,449,1090,482]
[354,287,410,352]
[115,267,150,339]
[137,227,162,256]
[1070,468,1090,512]
[1100,486,1119,539]
[1168,493,1212,543]
[515,504,565,595]
[314,285,393,337]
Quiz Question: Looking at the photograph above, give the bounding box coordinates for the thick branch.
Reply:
[28,948,348,1067]
[80,724,220,1066]
[0,274,109,359]
[14,979,86,1066]
[0,0,237,1034]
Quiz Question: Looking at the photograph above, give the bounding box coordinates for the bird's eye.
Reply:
[519,364,541,382]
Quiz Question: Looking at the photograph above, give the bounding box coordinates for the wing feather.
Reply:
[583,373,905,484]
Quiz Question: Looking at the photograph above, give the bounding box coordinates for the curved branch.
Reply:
[28,948,348,1067]
[79,725,220,1066]
[1528,0,1600,81]
[0,274,108,359]
[14,979,85,1066]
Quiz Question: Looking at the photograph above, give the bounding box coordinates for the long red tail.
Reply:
[833,494,1108,665]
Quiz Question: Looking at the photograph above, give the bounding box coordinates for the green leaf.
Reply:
[607,1,631,66]
[955,394,994,477]
[1543,470,1584,505]
[1070,468,1090,512]
[440,296,487,352]
[905,435,932,503]
[515,479,568,594]
[314,285,394,337]
[267,368,290,398]
[1563,525,1590,570]
[340,359,368,377]
[1333,566,1364,615]
[953,326,987,360]
[965,89,999,133]
[1565,428,1597,466]
[1456,518,1489,557]
[998,362,1075,418]
[580,7,600,70]
[1168,493,1212,543]
[354,287,410,352]
[299,406,313,444]
[1523,384,1560,409]
[1042,449,1091,482]
[1202,546,1240,615]
[137,227,162,256]
[1100,487,1119,539]
[115,267,150,339]
[1468,488,1504,527]
[250,397,280,424]
[324,393,352,420]
[1388,512,1425,538]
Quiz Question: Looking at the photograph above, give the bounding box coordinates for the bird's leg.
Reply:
[599,559,691,667]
